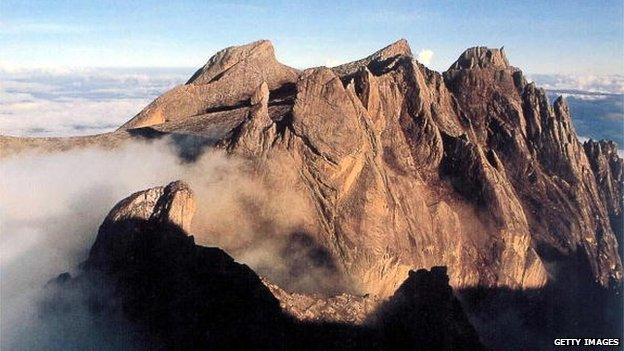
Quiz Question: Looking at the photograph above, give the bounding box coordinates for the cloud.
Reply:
[417,49,434,65]
[0,68,190,136]
[324,58,344,67]
[0,137,337,348]
[557,93,609,101]
[528,74,624,94]
[0,140,187,350]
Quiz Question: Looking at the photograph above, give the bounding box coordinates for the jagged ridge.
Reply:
[2,39,622,295]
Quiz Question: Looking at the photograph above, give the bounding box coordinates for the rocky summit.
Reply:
[4,39,623,350]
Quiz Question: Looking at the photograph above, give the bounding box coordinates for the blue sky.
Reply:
[1,0,623,74]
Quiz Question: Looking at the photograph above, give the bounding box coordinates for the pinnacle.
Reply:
[448,46,510,70]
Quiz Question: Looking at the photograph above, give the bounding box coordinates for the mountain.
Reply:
[2,39,623,349]
[101,39,620,294]
[3,39,622,291]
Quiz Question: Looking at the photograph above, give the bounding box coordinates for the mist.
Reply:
[0,138,337,350]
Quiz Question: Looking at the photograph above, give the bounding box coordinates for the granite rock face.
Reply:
[447,46,509,70]
[584,139,624,257]
[119,40,299,130]
[4,40,622,296]
[583,140,623,224]
[86,181,196,272]
[195,40,621,293]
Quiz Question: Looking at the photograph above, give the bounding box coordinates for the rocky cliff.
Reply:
[44,180,486,350]
[3,39,622,297]
[584,139,624,257]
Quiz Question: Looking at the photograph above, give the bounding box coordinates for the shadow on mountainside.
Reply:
[40,217,488,351]
[458,258,623,351]
[127,127,216,162]
[459,284,623,351]
[32,217,624,351]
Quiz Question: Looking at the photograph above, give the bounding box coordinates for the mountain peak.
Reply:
[374,38,413,59]
[448,46,510,70]
[332,38,412,76]
[186,39,277,85]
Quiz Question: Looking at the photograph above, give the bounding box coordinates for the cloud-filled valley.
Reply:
[0,68,191,136]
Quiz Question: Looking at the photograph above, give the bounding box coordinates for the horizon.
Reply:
[1,1,623,75]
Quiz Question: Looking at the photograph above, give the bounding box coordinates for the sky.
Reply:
[1,0,623,74]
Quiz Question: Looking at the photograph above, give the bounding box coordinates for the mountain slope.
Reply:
[2,40,622,296]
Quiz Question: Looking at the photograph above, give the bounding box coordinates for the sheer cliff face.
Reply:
[443,53,622,287]
[9,40,623,296]
[584,140,624,258]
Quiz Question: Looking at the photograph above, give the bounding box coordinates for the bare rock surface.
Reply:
[447,46,510,70]
[87,181,196,271]
[584,139,624,257]
[4,40,622,297]
[264,278,381,325]
[584,139,623,223]
[119,40,299,130]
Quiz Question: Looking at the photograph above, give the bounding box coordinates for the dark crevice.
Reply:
[269,83,297,100]
[127,127,215,162]
[223,117,248,149]
[275,111,294,136]
[297,133,337,165]
[193,83,297,117]
[200,101,251,115]
[269,99,295,107]
[208,68,229,84]
[367,55,408,76]
[272,110,336,165]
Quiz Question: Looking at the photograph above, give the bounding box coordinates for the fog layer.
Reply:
[0,138,328,350]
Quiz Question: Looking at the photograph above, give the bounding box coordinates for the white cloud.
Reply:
[528,74,624,94]
[0,68,189,137]
[557,93,609,101]
[417,49,434,65]
[324,58,344,67]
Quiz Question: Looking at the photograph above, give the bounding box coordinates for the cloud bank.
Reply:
[529,74,624,94]
[1,137,343,349]
[1,140,188,350]
[0,67,190,137]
